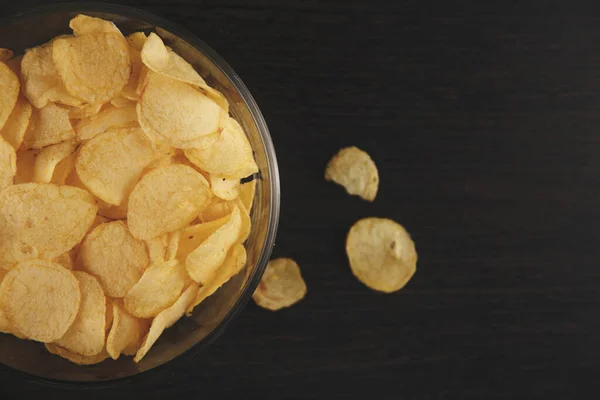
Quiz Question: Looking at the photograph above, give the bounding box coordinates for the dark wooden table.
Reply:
[2,0,599,398]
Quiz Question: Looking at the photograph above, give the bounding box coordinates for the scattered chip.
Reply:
[107,300,148,359]
[0,62,20,130]
[0,137,17,190]
[32,138,78,183]
[325,146,379,202]
[210,173,240,201]
[346,218,417,293]
[22,103,76,149]
[252,258,307,311]
[0,93,33,149]
[74,104,138,141]
[45,343,109,365]
[0,48,13,62]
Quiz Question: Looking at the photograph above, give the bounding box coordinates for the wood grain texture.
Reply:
[2,0,600,398]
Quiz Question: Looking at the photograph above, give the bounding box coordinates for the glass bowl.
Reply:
[0,2,279,383]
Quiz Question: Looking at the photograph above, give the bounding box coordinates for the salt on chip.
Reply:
[22,103,76,149]
[80,220,149,298]
[0,48,13,62]
[134,283,198,363]
[0,183,97,264]
[346,218,417,293]
[45,343,109,365]
[76,127,156,205]
[0,137,17,190]
[55,271,106,356]
[107,300,148,359]
[74,104,137,141]
[209,173,240,201]
[33,138,78,183]
[325,146,379,202]
[252,258,307,311]
[124,259,188,318]
[70,14,122,36]
[14,149,37,184]
[177,215,230,260]
[0,62,20,130]
[239,179,256,212]
[0,93,33,149]
[127,163,212,240]
[0,260,81,342]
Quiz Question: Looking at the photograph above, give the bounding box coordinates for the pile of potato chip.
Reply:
[0,15,258,364]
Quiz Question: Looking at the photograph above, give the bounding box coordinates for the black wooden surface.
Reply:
[2,0,600,398]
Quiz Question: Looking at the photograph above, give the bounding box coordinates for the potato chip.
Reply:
[80,220,149,297]
[74,104,137,141]
[198,197,235,223]
[0,62,20,130]
[107,300,148,359]
[52,33,130,104]
[0,93,33,149]
[53,252,73,270]
[252,258,307,311]
[209,173,240,201]
[186,206,242,284]
[235,198,252,243]
[5,55,21,76]
[239,179,256,212]
[69,14,121,36]
[0,183,97,264]
[120,32,147,100]
[177,215,230,259]
[14,149,37,184]
[50,151,77,185]
[0,48,13,62]
[76,127,156,205]
[104,298,114,332]
[45,343,109,365]
[97,198,128,220]
[166,230,181,261]
[346,218,417,293]
[124,259,188,318]
[22,103,76,149]
[0,137,17,190]
[32,138,78,183]
[21,43,82,109]
[127,164,212,240]
[145,234,168,264]
[55,271,106,355]
[187,243,246,314]
[134,283,198,363]
[67,102,103,120]
[110,96,134,108]
[1,260,81,342]
[137,71,222,148]
[325,146,379,202]
[141,33,228,111]
[184,116,258,179]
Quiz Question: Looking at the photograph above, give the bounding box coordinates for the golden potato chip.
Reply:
[198,197,235,223]
[145,234,167,264]
[55,271,106,355]
[141,33,228,111]
[0,93,33,149]
[69,14,121,36]
[0,310,26,339]
[67,102,103,120]
[0,183,97,264]
[53,251,74,270]
[52,33,130,104]
[105,298,114,332]
[239,179,256,212]
[51,151,77,185]
[0,48,13,62]
[45,343,109,365]
[134,283,198,363]
[186,206,242,284]
[252,258,307,311]
[137,71,222,148]
[187,243,246,314]
[124,259,188,318]
[32,138,78,183]
[235,198,252,243]
[5,55,21,76]
[80,220,149,297]
[127,164,212,240]
[325,146,379,202]
[22,103,76,149]
[107,300,148,359]
[177,214,230,259]
[209,173,240,201]
[1,260,81,342]
[110,96,134,108]
[74,104,138,141]
[120,32,147,100]
[76,127,156,205]
[14,149,37,184]
[166,230,181,261]
[184,117,258,179]
[0,137,17,190]
[0,62,20,130]
[21,43,82,109]
[97,198,128,220]
[346,218,417,293]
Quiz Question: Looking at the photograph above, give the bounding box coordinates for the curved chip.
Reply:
[53,251,74,270]
[166,230,181,261]
[0,93,33,149]
[74,104,138,141]
[184,117,258,179]
[124,259,188,318]
[127,163,212,240]
[346,218,417,293]
[22,103,76,149]
[76,127,156,205]
[45,343,109,365]
[33,138,78,183]
[55,271,106,355]
[97,198,128,220]
[67,102,103,120]
[325,146,379,202]
[209,173,240,201]
[0,62,20,130]
[235,198,252,243]
[120,32,147,100]
[145,234,168,264]
[134,283,198,363]
[107,300,148,359]
[0,48,13,62]
[51,151,77,185]
[0,183,97,264]
[239,179,256,212]
[70,14,121,36]
[52,33,130,104]
[198,197,235,223]
[14,149,37,184]
[252,258,307,311]
[177,214,230,259]
[80,220,149,297]
[0,137,16,190]
[185,206,242,284]
[0,260,81,342]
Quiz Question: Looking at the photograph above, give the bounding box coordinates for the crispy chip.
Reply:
[107,300,148,359]
[127,164,212,240]
[55,271,106,355]
[1,260,81,342]
[145,234,168,264]
[70,14,121,36]
[22,103,76,149]
[209,173,240,201]
[239,179,256,212]
[0,308,26,339]
[346,218,417,293]
[177,215,230,259]
[0,93,33,149]
[0,183,97,264]
[184,117,258,179]
[52,33,130,104]
[74,104,138,141]
[186,206,242,284]
[14,149,37,184]
[325,146,379,202]
[134,283,198,363]
[0,48,13,62]
[45,343,109,365]
[252,258,307,311]
[80,220,149,297]
[235,198,252,243]
[0,62,20,130]
[67,102,103,120]
[0,137,17,190]
[198,197,235,223]
[97,198,128,220]
[105,298,114,333]
[124,259,188,318]
[32,138,78,183]
[166,230,181,261]
[51,151,77,185]
[76,127,156,205]
[53,251,74,270]
[120,32,147,100]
